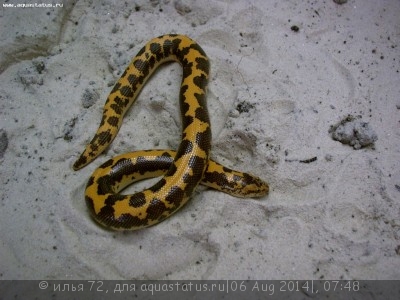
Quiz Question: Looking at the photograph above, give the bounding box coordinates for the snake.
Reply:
[73,34,268,230]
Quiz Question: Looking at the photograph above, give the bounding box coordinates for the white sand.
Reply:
[0,0,399,280]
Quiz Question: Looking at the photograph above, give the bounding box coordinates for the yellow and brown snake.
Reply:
[73,34,268,230]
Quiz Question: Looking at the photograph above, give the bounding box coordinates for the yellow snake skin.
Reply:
[73,34,268,230]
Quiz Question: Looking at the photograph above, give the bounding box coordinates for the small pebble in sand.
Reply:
[236,101,254,113]
[329,115,378,149]
[174,0,192,15]
[333,0,347,4]
[81,88,99,108]
[291,25,299,32]
[63,117,77,141]
[18,62,45,87]
[0,129,8,158]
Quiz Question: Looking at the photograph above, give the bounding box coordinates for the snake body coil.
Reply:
[74,34,268,230]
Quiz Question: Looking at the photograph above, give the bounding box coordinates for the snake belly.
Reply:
[73,34,268,230]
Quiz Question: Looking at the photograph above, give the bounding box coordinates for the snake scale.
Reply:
[73,34,268,230]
